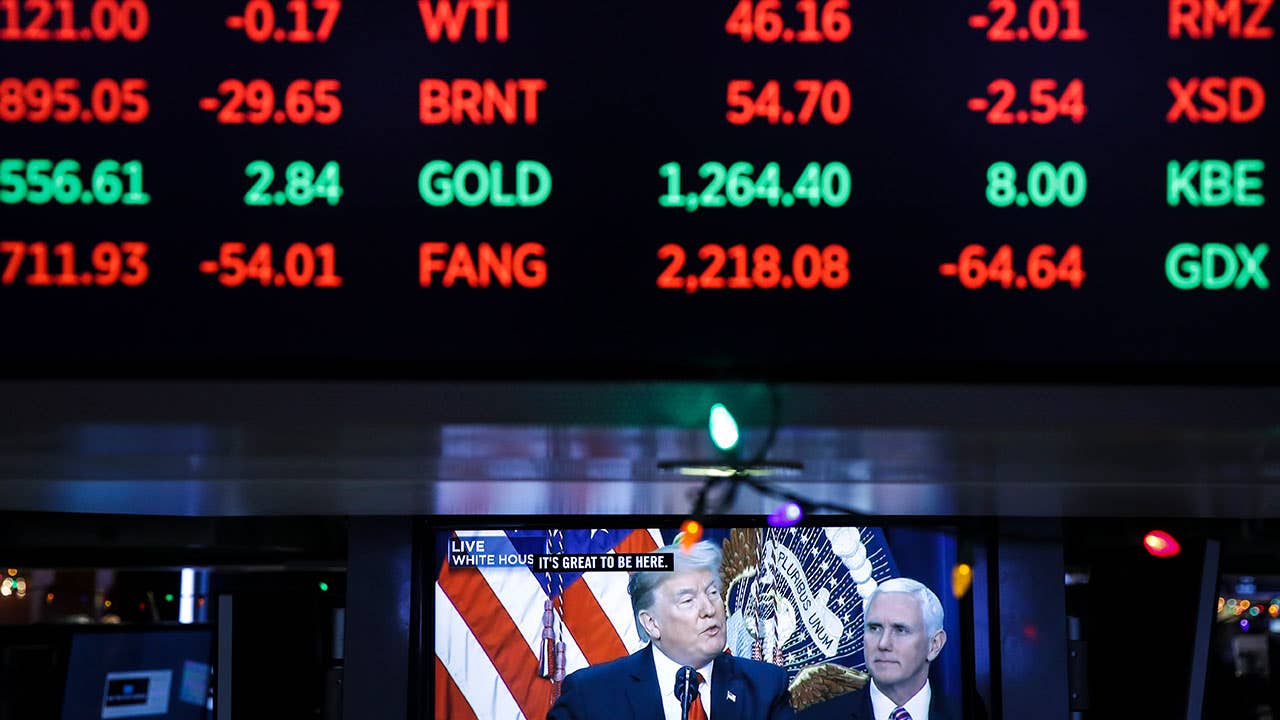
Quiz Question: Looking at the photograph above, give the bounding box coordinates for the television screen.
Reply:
[430,524,976,719]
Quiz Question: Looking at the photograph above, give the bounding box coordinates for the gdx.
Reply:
[1166,243,1270,290]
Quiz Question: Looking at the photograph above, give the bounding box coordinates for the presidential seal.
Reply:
[720,526,894,710]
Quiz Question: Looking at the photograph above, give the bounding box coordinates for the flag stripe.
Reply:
[434,528,664,719]
[584,528,662,653]
[479,559,592,675]
[559,579,628,665]
[580,569,643,654]
[438,562,553,720]
[435,582,523,720]
[455,527,588,661]
[435,655,479,720]
[618,528,662,554]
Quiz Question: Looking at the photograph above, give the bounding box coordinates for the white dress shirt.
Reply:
[651,643,715,720]
[869,678,931,720]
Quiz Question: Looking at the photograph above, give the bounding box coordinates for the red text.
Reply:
[418,242,547,288]
[419,78,545,125]
[1167,77,1265,123]
[1169,0,1274,38]
[418,0,508,42]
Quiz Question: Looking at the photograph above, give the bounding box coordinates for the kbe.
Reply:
[1165,243,1270,289]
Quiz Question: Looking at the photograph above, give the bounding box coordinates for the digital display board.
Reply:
[1,1,1276,379]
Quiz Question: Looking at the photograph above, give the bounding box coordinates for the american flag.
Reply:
[434,528,666,720]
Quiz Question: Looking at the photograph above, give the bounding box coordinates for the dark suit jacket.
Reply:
[794,684,959,720]
[547,644,795,720]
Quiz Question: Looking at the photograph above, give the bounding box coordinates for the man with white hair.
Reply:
[549,539,794,720]
[799,577,956,720]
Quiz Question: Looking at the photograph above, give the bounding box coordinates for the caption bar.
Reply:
[531,553,674,572]
[447,536,672,571]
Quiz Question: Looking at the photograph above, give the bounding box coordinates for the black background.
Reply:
[1,1,1276,380]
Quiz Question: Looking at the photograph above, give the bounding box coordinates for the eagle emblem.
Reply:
[719,526,892,711]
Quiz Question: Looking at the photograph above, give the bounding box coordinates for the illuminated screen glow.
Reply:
[430,525,969,719]
[0,1,1276,379]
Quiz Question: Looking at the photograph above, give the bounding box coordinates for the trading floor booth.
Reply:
[0,0,1276,717]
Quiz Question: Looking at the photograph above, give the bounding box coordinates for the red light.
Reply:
[680,520,703,549]
[1143,530,1181,558]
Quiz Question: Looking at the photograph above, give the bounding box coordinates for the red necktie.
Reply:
[686,672,707,720]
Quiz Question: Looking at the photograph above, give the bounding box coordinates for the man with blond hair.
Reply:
[549,539,794,720]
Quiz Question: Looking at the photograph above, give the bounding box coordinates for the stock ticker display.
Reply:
[0,1,1275,379]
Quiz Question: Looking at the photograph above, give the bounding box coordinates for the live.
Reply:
[419,0,509,42]
[1169,0,1275,39]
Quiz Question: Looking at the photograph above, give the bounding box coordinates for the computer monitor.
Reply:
[61,628,212,720]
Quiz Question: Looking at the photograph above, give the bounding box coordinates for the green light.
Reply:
[709,403,740,452]
[318,582,329,592]
[164,593,174,602]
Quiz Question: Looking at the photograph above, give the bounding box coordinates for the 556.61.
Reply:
[0,158,149,205]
